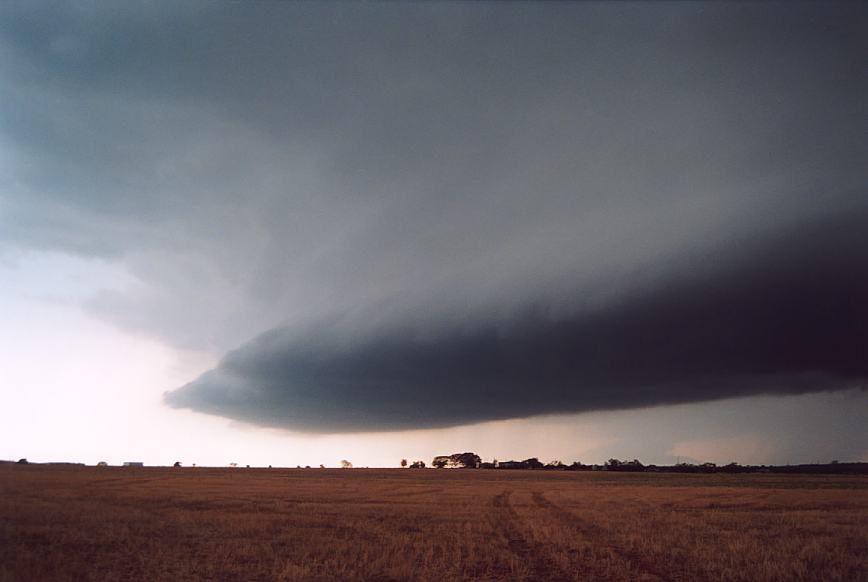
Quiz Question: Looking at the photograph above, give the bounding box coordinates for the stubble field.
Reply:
[1,464,866,581]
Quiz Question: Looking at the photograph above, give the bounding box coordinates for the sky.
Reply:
[1,1,866,467]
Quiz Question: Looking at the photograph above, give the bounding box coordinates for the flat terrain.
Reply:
[1,465,866,581]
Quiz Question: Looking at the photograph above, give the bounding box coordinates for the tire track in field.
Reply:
[531,491,674,582]
[490,490,573,581]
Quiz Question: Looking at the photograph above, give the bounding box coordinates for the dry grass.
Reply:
[1,465,866,581]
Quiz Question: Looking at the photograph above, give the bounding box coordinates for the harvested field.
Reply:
[1,465,866,581]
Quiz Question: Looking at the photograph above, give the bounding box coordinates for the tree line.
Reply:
[398,453,868,474]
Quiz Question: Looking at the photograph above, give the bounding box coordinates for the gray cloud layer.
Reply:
[1,2,865,430]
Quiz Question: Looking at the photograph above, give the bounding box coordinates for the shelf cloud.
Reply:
[166,210,868,431]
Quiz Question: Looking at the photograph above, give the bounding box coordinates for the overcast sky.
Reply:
[1,2,866,466]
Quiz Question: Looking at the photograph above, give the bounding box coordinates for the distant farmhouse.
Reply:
[123,462,144,467]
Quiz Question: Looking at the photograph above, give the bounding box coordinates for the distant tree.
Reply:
[17,458,27,464]
[605,458,644,472]
[400,459,408,468]
[319,464,325,469]
[409,460,426,469]
[432,453,481,468]
[340,460,353,469]
[452,452,481,468]
[173,461,182,468]
[229,462,238,468]
[522,457,544,469]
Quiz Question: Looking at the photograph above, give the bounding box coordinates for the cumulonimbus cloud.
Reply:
[165,210,868,432]
[2,3,865,432]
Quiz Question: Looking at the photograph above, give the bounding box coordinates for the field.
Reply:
[1,465,866,581]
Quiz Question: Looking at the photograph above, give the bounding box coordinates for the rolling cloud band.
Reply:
[166,210,868,431]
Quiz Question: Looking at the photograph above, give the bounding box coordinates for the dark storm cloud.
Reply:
[1,2,866,428]
[167,209,868,431]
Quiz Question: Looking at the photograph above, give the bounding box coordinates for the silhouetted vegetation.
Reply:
[425,453,868,475]
[432,452,481,468]
[4,457,865,475]
[606,458,645,472]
